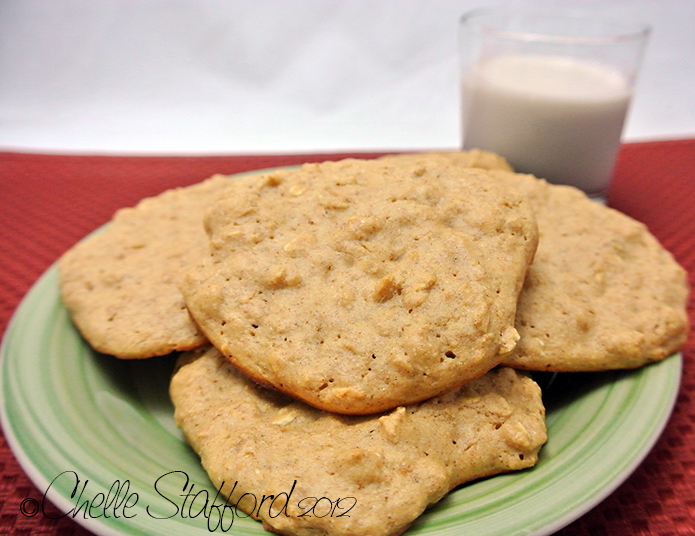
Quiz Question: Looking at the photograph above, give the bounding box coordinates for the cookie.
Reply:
[489,170,689,371]
[182,156,538,414]
[170,346,547,536]
[58,175,234,358]
[381,148,514,172]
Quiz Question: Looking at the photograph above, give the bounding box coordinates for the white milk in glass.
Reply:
[462,54,632,194]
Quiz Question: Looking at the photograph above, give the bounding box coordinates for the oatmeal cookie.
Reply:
[170,346,547,536]
[491,170,689,371]
[381,148,514,172]
[58,175,234,358]
[182,156,538,413]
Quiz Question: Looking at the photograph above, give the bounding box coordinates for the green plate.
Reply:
[0,264,681,536]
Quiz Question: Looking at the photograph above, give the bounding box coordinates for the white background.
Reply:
[1,0,693,155]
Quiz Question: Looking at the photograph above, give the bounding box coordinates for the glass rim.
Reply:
[460,7,651,45]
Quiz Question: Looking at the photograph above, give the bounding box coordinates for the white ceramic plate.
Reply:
[0,261,681,536]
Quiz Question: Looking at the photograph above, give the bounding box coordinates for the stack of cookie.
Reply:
[58,151,688,536]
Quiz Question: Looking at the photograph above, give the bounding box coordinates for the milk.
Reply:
[462,55,632,195]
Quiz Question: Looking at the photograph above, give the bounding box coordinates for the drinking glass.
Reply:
[460,7,650,196]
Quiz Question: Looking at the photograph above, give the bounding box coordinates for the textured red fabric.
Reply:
[0,142,694,535]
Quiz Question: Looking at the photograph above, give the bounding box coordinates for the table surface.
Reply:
[1,142,694,535]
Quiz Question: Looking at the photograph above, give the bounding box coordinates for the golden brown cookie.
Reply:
[182,156,538,414]
[58,175,234,358]
[490,170,689,371]
[170,346,547,536]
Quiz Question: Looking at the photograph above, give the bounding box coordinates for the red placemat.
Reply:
[0,142,694,535]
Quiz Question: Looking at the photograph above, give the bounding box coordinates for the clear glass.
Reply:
[460,7,650,196]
